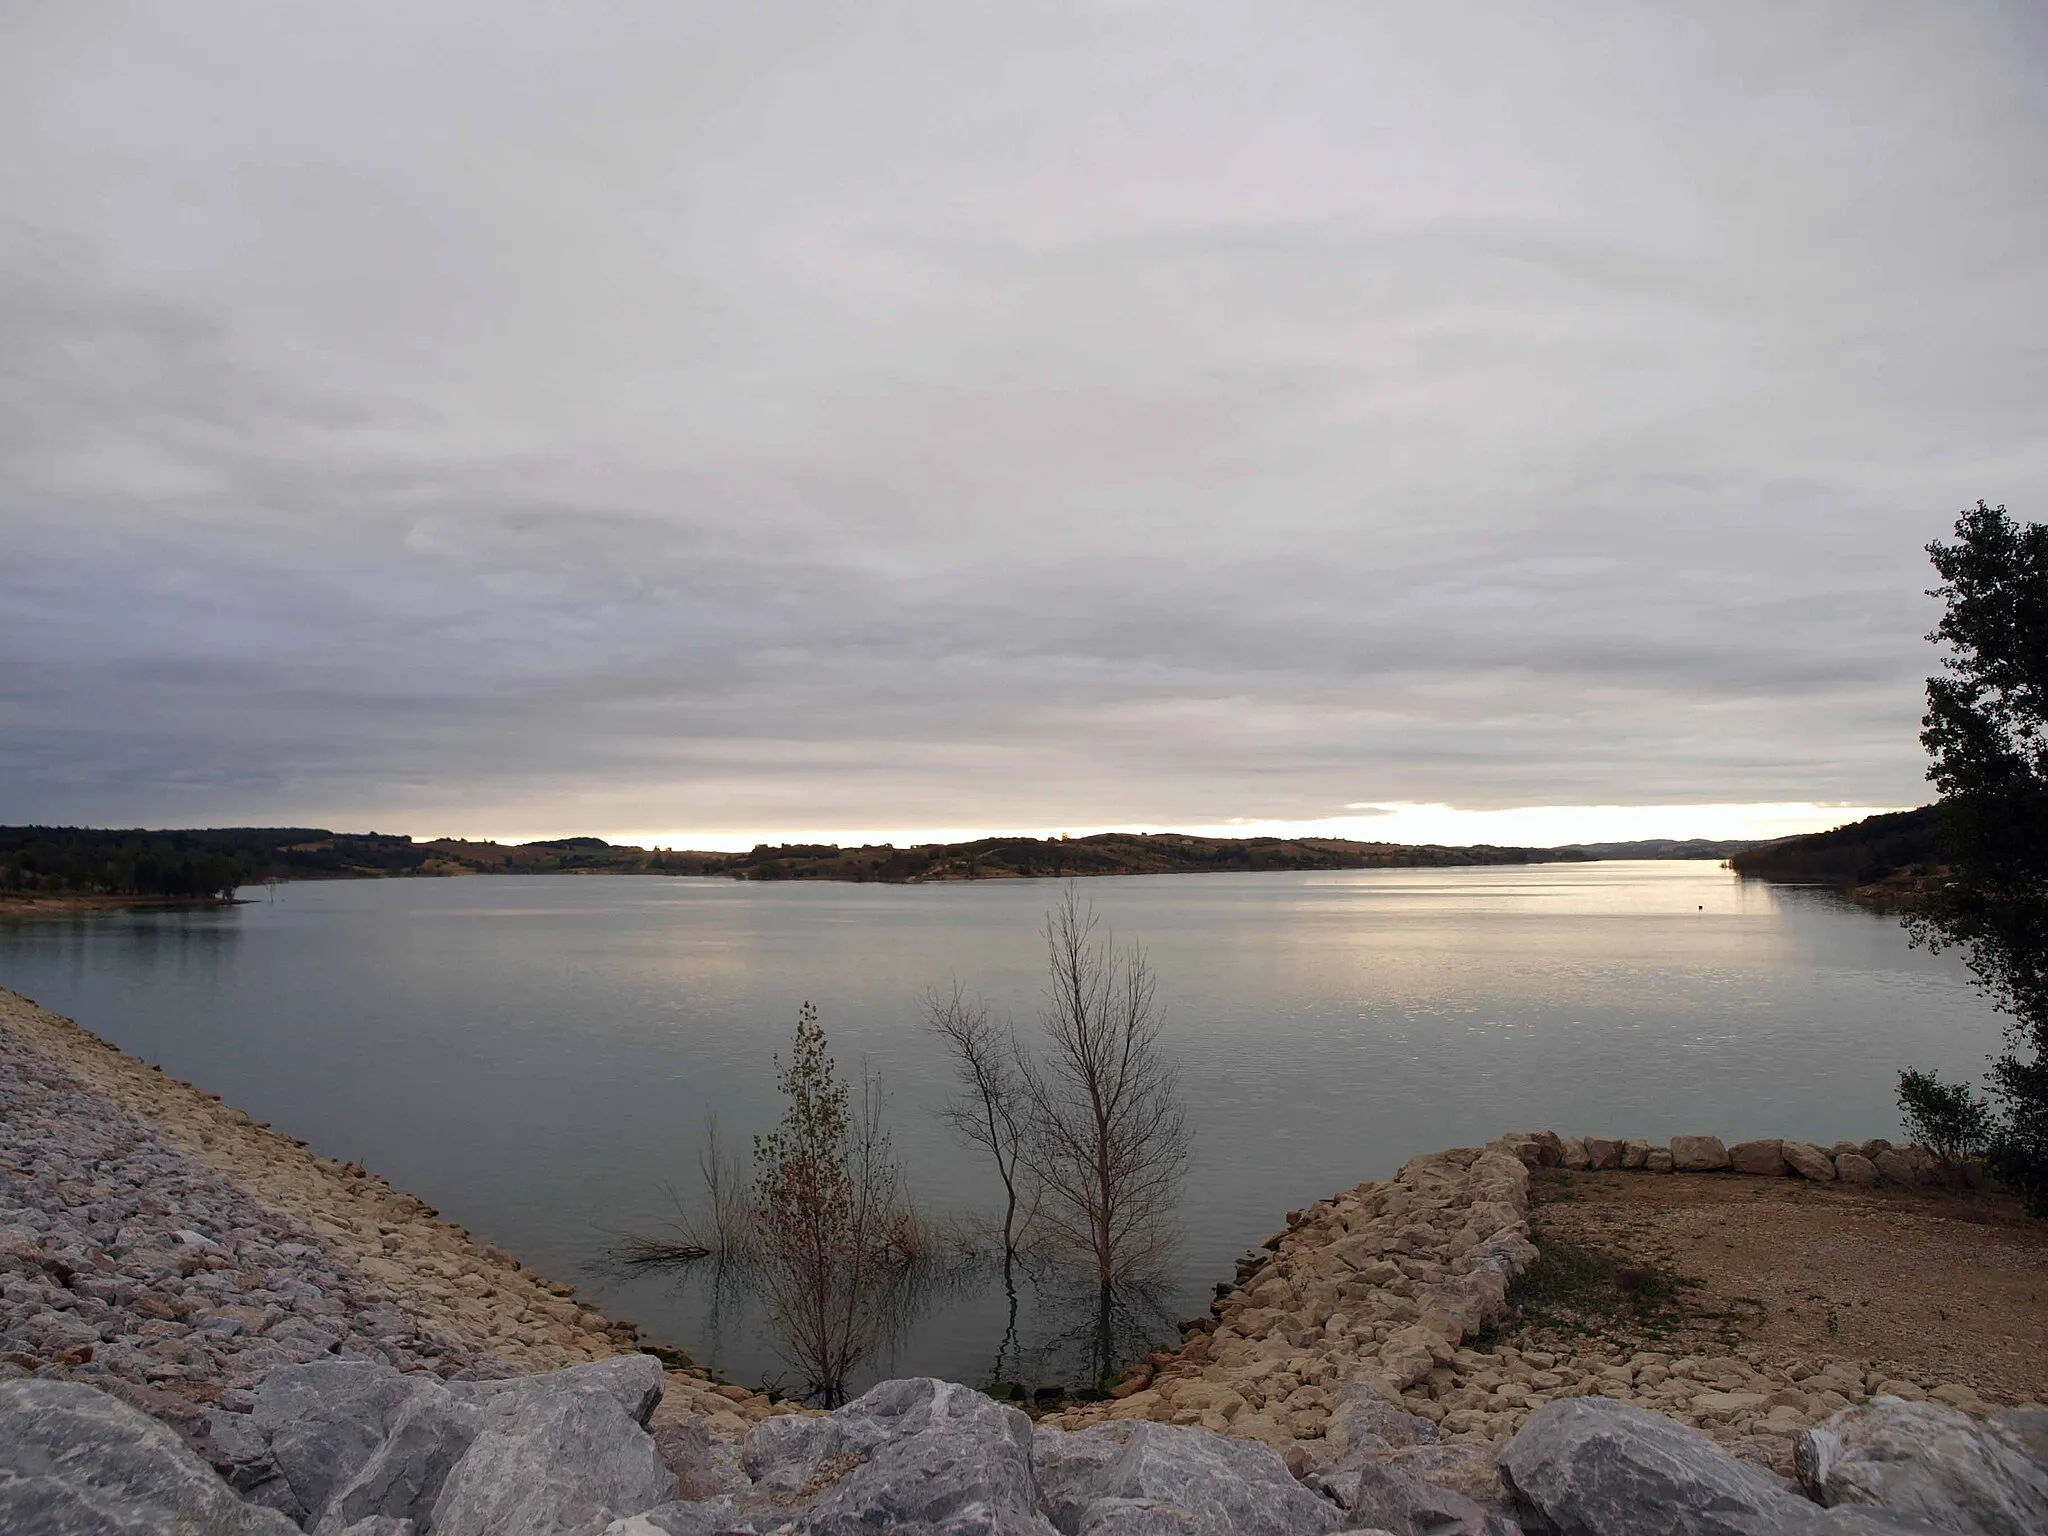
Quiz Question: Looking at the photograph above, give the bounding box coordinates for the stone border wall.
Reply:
[1502,1129,1953,1188]
[1045,1127,2008,1471]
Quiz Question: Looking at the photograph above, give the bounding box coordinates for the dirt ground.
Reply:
[1520,1167,2048,1404]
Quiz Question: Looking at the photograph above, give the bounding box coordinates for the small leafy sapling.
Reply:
[1896,1066,1993,1182]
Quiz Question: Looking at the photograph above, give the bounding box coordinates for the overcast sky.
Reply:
[3,3,2044,848]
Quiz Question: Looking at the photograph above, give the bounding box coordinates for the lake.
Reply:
[0,862,2007,1397]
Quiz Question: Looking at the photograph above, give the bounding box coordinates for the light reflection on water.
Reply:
[0,863,2005,1394]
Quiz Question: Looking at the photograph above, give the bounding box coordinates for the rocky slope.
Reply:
[0,988,780,1442]
[1045,1128,2035,1479]
[8,1359,2046,1535]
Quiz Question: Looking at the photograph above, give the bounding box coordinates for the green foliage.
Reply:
[1506,1234,1695,1341]
[1895,1067,1993,1165]
[753,1003,856,1260]
[0,827,251,899]
[1906,502,2048,1211]
[749,1003,913,1405]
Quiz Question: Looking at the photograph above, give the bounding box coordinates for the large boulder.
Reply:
[606,1498,747,1535]
[1834,1154,1881,1188]
[1871,1149,1937,1187]
[1728,1139,1787,1177]
[314,1384,481,1535]
[251,1359,429,1524]
[1783,1142,1838,1182]
[1035,1420,1345,1536]
[1797,1398,2048,1536]
[431,1372,675,1536]
[1318,1386,1437,1463]
[650,1413,749,1501]
[228,1353,671,1536]
[0,1376,299,1536]
[1669,1136,1731,1172]
[748,1378,1052,1536]
[1499,1395,1821,1536]
[456,1353,665,1428]
[1333,1459,1515,1536]
[1583,1138,1623,1171]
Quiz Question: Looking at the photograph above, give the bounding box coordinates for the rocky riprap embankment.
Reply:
[0,1022,521,1439]
[0,988,782,1437]
[8,1358,2047,1535]
[1044,1130,2033,1476]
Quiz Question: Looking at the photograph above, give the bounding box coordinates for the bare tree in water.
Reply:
[749,1002,918,1405]
[926,982,1031,1258]
[1018,888,1189,1379]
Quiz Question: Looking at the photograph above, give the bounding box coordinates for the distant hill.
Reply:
[12,818,1938,901]
[0,827,707,901]
[1726,806,1942,893]
[712,832,1592,882]
[1553,838,1769,860]
[1,825,1599,896]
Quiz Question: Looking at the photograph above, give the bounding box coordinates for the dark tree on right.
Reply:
[1906,501,2048,1210]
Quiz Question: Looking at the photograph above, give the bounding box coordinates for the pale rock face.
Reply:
[1727,1139,1787,1177]
[1334,1458,1514,1536]
[1797,1399,2048,1536]
[1834,1153,1882,1187]
[250,1359,441,1526]
[1668,1135,1731,1172]
[429,1375,676,1536]
[1583,1137,1623,1171]
[1619,1139,1651,1169]
[1559,1137,1592,1171]
[1499,1396,1820,1536]
[1035,1419,1345,1536]
[1782,1141,1838,1181]
[779,1379,1051,1536]
[1645,1148,1676,1172]
[0,1377,300,1536]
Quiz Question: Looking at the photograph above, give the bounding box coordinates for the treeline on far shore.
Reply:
[7,813,1928,902]
[0,826,704,899]
[1,825,1609,897]
[0,827,254,900]
[1726,805,1943,900]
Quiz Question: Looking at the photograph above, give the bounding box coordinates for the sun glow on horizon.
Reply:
[511,801,1913,854]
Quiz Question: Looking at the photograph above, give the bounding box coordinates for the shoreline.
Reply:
[6,981,2039,1481]
[0,892,244,917]
[0,986,780,1438]
[1045,1130,2046,1480]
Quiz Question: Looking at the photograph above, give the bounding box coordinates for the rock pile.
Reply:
[0,1023,516,1447]
[8,1364,2046,1536]
[1045,1141,1539,1450]
[0,991,784,1438]
[1046,1131,2027,1472]
[1504,1128,1955,1189]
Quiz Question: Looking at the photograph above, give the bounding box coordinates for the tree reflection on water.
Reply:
[615,1227,1179,1408]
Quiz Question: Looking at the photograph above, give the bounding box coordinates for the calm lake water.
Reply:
[0,863,2008,1395]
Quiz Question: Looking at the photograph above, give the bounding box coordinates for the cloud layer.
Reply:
[3,3,2044,841]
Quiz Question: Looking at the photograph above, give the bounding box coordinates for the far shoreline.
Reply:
[0,891,245,918]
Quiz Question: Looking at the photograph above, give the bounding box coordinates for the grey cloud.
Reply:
[1,2,2045,837]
